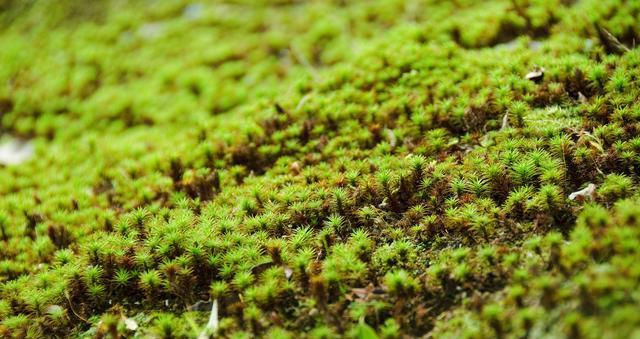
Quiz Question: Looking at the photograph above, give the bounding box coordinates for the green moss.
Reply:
[0,0,640,337]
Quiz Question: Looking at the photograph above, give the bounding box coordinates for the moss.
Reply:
[0,0,639,337]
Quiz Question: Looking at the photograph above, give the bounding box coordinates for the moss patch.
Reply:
[1,0,640,337]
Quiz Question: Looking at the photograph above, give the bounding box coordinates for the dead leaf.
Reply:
[576,131,604,154]
[596,24,630,55]
[348,284,386,302]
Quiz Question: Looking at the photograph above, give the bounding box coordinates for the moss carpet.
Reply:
[0,0,639,337]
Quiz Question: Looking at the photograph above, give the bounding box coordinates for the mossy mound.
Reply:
[1,0,640,338]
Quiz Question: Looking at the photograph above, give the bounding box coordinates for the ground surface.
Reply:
[0,0,639,338]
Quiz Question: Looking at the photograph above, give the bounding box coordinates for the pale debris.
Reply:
[124,317,139,331]
[0,138,33,165]
[183,3,204,20]
[501,112,509,130]
[578,91,588,103]
[385,128,396,147]
[46,305,64,315]
[284,267,293,280]
[569,183,596,201]
[525,67,545,82]
[198,299,219,339]
[290,161,302,174]
[138,22,165,40]
[296,94,312,111]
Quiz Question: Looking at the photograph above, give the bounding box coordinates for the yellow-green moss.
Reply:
[0,0,640,337]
